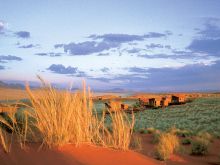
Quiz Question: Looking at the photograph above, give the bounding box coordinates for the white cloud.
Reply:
[0,20,6,31]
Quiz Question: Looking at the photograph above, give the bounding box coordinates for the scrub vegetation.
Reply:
[134,97,220,137]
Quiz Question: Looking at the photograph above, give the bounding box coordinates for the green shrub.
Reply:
[133,102,141,109]
[169,127,192,137]
[176,130,193,137]
[181,138,191,145]
[191,137,209,155]
[147,127,156,134]
[216,134,220,139]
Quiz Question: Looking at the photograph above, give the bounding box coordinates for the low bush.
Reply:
[191,137,209,155]
[155,132,179,160]
[169,127,192,137]
[197,132,213,142]
[147,127,156,134]
[176,130,193,137]
[181,138,191,145]
[133,101,142,109]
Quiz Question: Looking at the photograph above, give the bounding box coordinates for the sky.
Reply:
[0,0,220,92]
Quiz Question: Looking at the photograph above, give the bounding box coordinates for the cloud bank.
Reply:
[15,31,30,38]
[0,55,22,63]
[55,31,172,55]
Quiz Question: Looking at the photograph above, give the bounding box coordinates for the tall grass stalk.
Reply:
[0,115,12,153]
[0,104,30,152]
[25,77,135,150]
[106,110,135,150]
[8,110,29,149]
[26,79,94,148]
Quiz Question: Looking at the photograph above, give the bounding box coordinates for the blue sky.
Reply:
[0,0,220,91]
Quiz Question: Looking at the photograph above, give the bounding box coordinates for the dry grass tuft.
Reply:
[25,78,96,148]
[130,134,142,151]
[155,132,179,160]
[8,110,30,149]
[25,77,135,150]
[0,104,30,152]
[0,77,135,152]
[103,110,135,150]
[0,114,13,153]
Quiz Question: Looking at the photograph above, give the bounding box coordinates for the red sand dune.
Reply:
[0,143,161,165]
[2,134,220,165]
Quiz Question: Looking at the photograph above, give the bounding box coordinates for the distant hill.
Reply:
[0,81,25,89]
[0,80,71,90]
[94,88,129,93]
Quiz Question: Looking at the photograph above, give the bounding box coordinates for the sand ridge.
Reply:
[0,143,161,165]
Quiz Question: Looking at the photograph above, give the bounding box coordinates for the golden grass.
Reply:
[0,105,18,152]
[25,79,94,148]
[0,104,30,152]
[9,111,29,149]
[0,77,135,152]
[0,115,12,153]
[103,109,135,150]
[155,132,179,160]
[24,77,135,150]
[130,134,142,151]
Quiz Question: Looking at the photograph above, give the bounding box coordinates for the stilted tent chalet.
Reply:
[149,98,161,107]
[160,96,172,107]
[171,94,186,104]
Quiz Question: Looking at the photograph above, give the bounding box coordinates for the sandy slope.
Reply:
[1,135,220,165]
[0,144,161,165]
